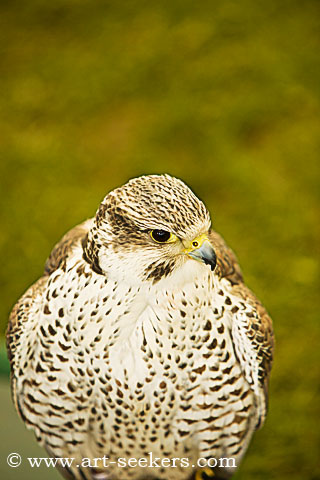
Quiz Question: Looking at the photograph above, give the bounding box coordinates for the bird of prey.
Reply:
[7,174,274,480]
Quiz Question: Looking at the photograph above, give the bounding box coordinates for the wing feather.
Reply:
[6,275,48,417]
[210,230,274,428]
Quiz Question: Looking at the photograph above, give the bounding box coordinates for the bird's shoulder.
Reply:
[209,230,273,342]
[7,219,93,365]
[44,218,94,275]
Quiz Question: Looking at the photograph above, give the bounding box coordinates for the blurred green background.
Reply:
[0,0,319,479]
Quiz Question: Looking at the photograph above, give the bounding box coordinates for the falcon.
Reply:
[7,174,274,480]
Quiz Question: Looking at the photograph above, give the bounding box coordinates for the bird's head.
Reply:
[84,175,216,285]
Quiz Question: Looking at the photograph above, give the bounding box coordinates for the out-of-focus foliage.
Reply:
[0,1,319,479]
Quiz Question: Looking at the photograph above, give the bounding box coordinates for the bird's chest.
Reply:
[79,276,237,444]
[89,273,227,393]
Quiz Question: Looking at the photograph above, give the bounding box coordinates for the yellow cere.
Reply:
[184,233,209,253]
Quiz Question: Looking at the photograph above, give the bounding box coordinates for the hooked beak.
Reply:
[185,236,216,271]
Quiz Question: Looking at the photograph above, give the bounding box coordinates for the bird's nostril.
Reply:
[192,241,199,248]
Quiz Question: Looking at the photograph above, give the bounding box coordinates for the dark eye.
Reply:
[150,230,171,243]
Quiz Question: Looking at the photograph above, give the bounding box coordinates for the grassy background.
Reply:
[0,0,319,479]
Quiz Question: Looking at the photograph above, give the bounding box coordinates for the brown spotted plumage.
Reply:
[7,174,274,480]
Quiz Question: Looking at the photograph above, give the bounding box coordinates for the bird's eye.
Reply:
[150,230,173,243]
